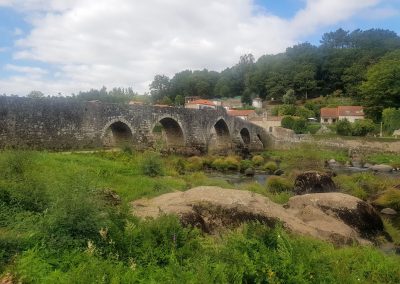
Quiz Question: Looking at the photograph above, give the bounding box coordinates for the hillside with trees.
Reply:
[150,28,400,120]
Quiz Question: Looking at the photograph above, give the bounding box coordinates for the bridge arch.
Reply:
[152,116,185,148]
[240,128,251,145]
[101,118,134,147]
[208,117,232,152]
[256,133,266,149]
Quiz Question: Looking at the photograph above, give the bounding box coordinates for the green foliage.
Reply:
[351,119,376,136]
[266,176,293,193]
[282,89,296,104]
[211,156,240,171]
[382,108,400,134]
[278,104,297,116]
[239,159,253,172]
[295,106,315,119]
[186,156,204,171]
[307,123,321,134]
[2,150,400,283]
[335,119,352,136]
[141,152,164,177]
[251,155,264,166]
[360,50,400,118]
[375,189,400,211]
[262,161,278,173]
[281,116,295,129]
[292,117,307,134]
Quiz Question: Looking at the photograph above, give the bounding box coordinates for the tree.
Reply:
[360,50,400,118]
[351,119,375,136]
[174,95,184,106]
[150,75,170,103]
[282,89,296,105]
[241,89,252,105]
[382,108,400,134]
[27,90,45,98]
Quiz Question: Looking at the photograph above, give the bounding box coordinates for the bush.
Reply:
[240,159,253,172]
[266,176,293,193]
[251,155,264,166]
[336,119,352,136]
[281,116,295,129]
[186,156,204,171]
[278,104,296,116]
[224,156,240,171]
[141,152,164,177]
[307,123,321,134]
[292,117,307,134]
[375,189,400,211]
[351,119,375,136]
[295,106,315,119]
[262,161,278,173]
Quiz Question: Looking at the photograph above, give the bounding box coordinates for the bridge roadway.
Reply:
[0,96,270,153]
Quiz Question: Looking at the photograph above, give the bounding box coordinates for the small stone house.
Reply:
[320,106,364,124]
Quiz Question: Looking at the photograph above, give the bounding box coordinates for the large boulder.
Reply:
[132,186,385,245]
[293,171,337,195]
[286,193,384,240]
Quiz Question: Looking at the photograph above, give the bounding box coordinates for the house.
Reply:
[185,99,216,110]
[227,109,256,120]
[250,115,282,133]
[320,106,364,124]
[252,97,263,109]
[220,97,243,110]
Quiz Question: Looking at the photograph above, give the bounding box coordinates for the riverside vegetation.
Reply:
[1,146,400,283]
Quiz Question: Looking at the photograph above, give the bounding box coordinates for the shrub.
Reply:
[224,156,240,171]
[141,152,164,177]
[375,189,400,211]
[266,176,293,193]
[186,156,204,171]
[240,159,253,172]
[211,158,227,171]
[307,123,321,134]
[251,155,264,166]
[262,161,278,173]
[351,119,375,136]
[336,119,352,136]
[292,117,307,134]
[281,116,295,129]
[295,106,315,119]
[278,104,296,116]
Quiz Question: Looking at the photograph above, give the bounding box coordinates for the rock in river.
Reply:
[293,171,337,195]
[132,186,385,245]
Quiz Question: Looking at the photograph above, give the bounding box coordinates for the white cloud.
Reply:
[4,64,48,78]
[0,0,384,95]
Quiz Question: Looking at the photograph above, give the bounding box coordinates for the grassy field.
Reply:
[1,148,400,283]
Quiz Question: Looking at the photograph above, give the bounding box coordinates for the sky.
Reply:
[0,0,399,96]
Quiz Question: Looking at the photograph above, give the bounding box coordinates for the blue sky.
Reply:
[0,0,399,95]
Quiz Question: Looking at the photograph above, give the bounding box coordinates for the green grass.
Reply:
[1,149,400,283]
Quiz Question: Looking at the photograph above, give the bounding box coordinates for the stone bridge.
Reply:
[0,96,270,154]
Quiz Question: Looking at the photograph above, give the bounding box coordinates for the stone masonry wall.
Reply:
[0,96,270,153]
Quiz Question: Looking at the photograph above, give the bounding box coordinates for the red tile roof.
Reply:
[338,106,364,116]
[320,106,364,118]
[228,109,256,117]
[186,99,215,106]
[320,107,338,118]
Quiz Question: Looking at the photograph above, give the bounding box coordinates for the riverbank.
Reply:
[1,148,400,283]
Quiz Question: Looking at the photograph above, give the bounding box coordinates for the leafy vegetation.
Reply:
[1,149,400,283]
